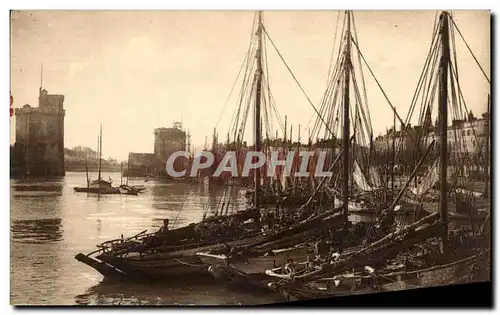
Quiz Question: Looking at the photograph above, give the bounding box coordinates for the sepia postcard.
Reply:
[9,9,491,306]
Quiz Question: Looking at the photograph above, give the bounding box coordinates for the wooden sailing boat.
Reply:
[394,13,490,223]
[194,10,395,287]
[74,125,120,195]
[266,11,491,301]
[291,11,422,219]
[74,12,344,280]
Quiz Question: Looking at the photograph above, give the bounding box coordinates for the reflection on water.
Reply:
[11,218,63,244]
[13,184,63,192]
[12,182,64,198]
[10,172,275,306]
[74,279,284,306]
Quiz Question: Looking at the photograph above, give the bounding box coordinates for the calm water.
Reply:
[10,172,284,306]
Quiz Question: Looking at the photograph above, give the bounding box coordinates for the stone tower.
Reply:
[14,88,65,176]
[154,122,187,162]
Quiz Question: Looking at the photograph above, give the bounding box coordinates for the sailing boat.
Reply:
[74,125,120,195]
[75,12,300,278]
[74,11,379,282]
[266,11,491,301]
[287,11,423,218]
[194,10,404,287]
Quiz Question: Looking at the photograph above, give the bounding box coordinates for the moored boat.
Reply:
[74,179,120,194]
[267,249,490,301]
[118,184,139,195]
[266,10,491,302]
[75,207,262,280]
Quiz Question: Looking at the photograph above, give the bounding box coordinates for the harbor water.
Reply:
[10,172,483,305]
[10,172,284,305]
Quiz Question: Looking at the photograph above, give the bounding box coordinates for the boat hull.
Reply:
[75,207,343,281]
[93,254,209,280]
[74,187,120,194]
[197,246,311,287]
[79,232,266,280]
[268,251,490,302]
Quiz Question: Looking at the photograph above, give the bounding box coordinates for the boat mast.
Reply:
[98,124,103,182]
[96,135,99,177]
[126,152,130,185]
[254,11,263,209]
[342,11,351,220]
[391,108,396,193]
[25,114,30,178]
[85,157,89,188]
[438,12,450,246]
[484,94,490,197]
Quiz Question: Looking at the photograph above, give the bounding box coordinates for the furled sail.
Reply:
[369,166,382,187]
[411,158,439,197]
[353,161,374,192]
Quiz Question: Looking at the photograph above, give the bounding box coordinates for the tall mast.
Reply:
[438,12,450,245]
[484,94,490,196]
[98,124,103,181]
[254,11,263,209]
[126,151,130,185]
[85,158,90,188]
[284,115,287,146]
[391,107,396,193]
[342,11,351,219]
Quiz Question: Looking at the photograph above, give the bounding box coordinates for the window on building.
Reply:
[467,130,471,136]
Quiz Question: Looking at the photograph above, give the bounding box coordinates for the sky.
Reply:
[10,10,490,161]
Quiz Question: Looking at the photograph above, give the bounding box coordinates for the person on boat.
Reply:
[378,209,395,234]
[158,219,170,234]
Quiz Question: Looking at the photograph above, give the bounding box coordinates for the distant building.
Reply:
[374,112,490,159]
[128,153,162,177]
[154,122,187,163]
[13,88,65,176]
[124,122,190,178]
[444,116,489,153]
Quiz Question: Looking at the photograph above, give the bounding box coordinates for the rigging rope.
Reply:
[450,16,490,84]
[216,12,258,129]
[325,11,342,85]
[262,25,336,140]
[171,182,195,229]
[350,39,425,158]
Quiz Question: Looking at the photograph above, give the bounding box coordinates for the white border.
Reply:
[4,0,498,313]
